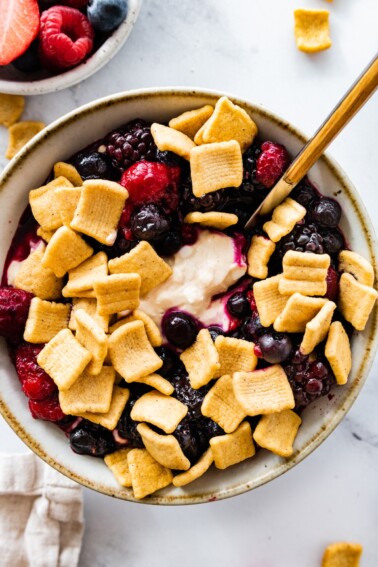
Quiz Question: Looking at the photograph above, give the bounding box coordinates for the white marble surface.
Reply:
[1,0,378,565]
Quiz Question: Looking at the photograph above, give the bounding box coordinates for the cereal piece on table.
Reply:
[325,321,352,385]
[41,226,93,278]
[131,391,188,434]
[137,423,190,471]
[201,374,247,433]
[190,141,243,198]
[108,241,172,296]
[151,123,195,160]
[300,300,336,355]
[169,105,214,140]
[75,309,108,375]
[108,320,163,382]
[294,9,332,53]
[338,250,375,287]
[214,336,257,377]
[93,273,141,316]
[338,272,378,331]
[274,293,327,333]
[132,374,174,396]
[252,410,302,458]
[69,298,109,332]
[184,211,238,230]
[172,448,214,487]
[127,448,173,500]
[247,235,276,279]
[279,250,330,296]
[29,176,73,231]
[180,329,220,389]
[210,421,255,470]
[55,186,82,227]
[263,198,306,243]
[321,542,363,567]
[37,227,55,243]
[70,179,128,245]
[59,366,115,415]
[62,252,108,298]
[233,365,295,416]
[53,162,83,186]
[201,96,258,151]
[14,248,64,300]
[111,309,162,347]
[104,448,133,487]
[0,94,24,127]
[23,297,70,344]
[6,121,45,159]
[79,386,129,430]
[253,275,289,327]
[37,328,92,391]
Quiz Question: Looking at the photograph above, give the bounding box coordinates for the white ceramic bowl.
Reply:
[0,88,377,504]
[0,0,142,96]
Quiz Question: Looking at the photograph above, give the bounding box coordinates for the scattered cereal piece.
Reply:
[62,252,108,298]
[151,123,195,160]
[184,211,238,230]
[338,250,375,287]
[111,309,162,347]
[131,391,188,434]
[279,250,330,296]
[55,186,82,227]
[172,448,214,487]
[169,105,214,140]
[247,235,276,279]
[0,93,24,127]
[190,140,243,198]
[23,297,70,344]
[180,329,220,389]
[338,272,378,331]
[37,328,92,391]
[41,226,93,278]
[53,162,83,186]
[79,386,129,430]
[254,275,289,327]
[263,198,306,243]
[325,321,352,385]
[104,448,133,487]
[300,300,336,355]
[29,177,73,231]
[59,366,115,415]
[93,273,141,316]
[133,373,174,396]
[201,374,247,433]
[193,122,206,145]
[14,248,64,300]
[69,298,109,332]
[127,448,173,499]
[6,121,45,159]
[233,365,295,416]
[36,227,55,243]
[294,9,332,53]
[108,241,172,297]
[274,293,327,333]
[70,179,128,245]
[108,320,163,382]
[322,542,363,567]
[75,309,108,375]
[214,336,257,377]
[210,421,255,469]
[137,423,190,471]
[253,410,302,458]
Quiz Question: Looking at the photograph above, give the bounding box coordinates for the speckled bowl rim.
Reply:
[0,0,142,96]
[1,87,377,505]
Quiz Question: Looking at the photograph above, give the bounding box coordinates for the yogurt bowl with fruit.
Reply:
[0,88,377,504]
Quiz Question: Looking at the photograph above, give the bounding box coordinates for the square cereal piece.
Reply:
[131,391,187,434]
[133,374,174,396]
[201,96,258,152]
[201,374,247,433]
[247,235,276,279]
[172,447,214,487]
[338,250,375,287]
[180,329,220,389]
[59,366,115,415]
[210,421,255,470]
[0,93,24,127]
[169,105,214,140]
[193,122,206,145]
[300,300,336,355]
[294,9,331,53]
[184,211,238,230]
[279,250,330,296]
[325,321,352,385]
[108,320,163,382]
[254,275,289,327]
[137,423,190,471]
[41,226,93,278]
[108,241,172,296]
[24,297,70,344]
[214,336,257,377]
[70,179,128,245]
[263,198,306,243]
[111,309,162,347]
[62,252,108,298]
[37,328,92,391]
[93,273,141,316]
[253,410,302,458]
[36,227,55,243]
[55,186,82,227]
[322,542,363,567]
[79,385,129,430]
[14,248,64,300]
[53,162,83,187]
[6,121,45,159]
[104,448,133,487]
[233,365,295,416]
[274,293,327,333]
[69,298,109,332]
[75,309,108,375]
[338,272,378,331]
[190,141,243,198]
[151,123,195,160]
[127,448,173,500]
[29,176,73,231]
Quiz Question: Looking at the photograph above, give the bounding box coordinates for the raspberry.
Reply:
[15,344,57,400]
[0,288,33,343]
[104,120,158,173]
[29,395,65,422]
[325,266,340,301]
[255,141,290,188]
[39,6,94,71]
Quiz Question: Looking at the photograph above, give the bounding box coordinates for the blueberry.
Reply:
[130,204,170,241]
[257,333,292,364]
[291,179,317,207]
[155,346,182,377]
[154,231,182,256]
[309,198,341,228]
[73,151,119,181]
[226,292,251,318]
[162,311,198,349]
[207,326,224,342]
[240,312,264,341]
[12,40,41,73]
[321,229,344,256]
[88,0,128,33]
[70,421,115,456]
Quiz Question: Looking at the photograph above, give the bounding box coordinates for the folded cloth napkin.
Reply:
[0,453,84,567]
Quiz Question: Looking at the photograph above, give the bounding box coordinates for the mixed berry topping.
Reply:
[104,120,158,173]
[254,141,290,188]
[0,288,34,343]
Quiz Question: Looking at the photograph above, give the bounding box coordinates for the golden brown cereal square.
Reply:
[23,297,70,344]
[79,386,129,430]
[53,162,83,186]
[184,211,238,230]
[0,94,24,127]
[93,273,141,316]
[104,448,133,487]
[14,248,64,300]
[112,309,162,347]
[201,374,247,433]
[6,121,45,159]
[279,250,331,297]
[55,186,82,227]
[193,122,206,145]
[294,9,332,53]
[214,336,257,377]
[338,250,374,287]
[59,366,115,415]
[300,300,336,355]
[322,542,363,567]
[132,373,174,396]
[253,410,302,458]
[172,448,214,487]
[263,198,306,243]
[253,275,289,327]
[137,423,190,471]
[169,105,214,140]
[62,252,108,297]
[131,391,188,434]
[36,227,55,243]
[41,226,93,278]
[29,176,73,231]
[69,298,109,332]
[338,272,377,331]
[151,123,195,160]
[274,293,327,333]
[75,309,108,375]
[247,235,276,279]
[325,321,352,385]
[180,329,220,389]
[210,421,255,469]
[127,448,173,499]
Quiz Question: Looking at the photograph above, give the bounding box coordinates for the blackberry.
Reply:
[180,178,226,214]
[155,346,184,377]
[277,223,324,258]
[242,142,261,192]
[104,119,157,173]
[117,385,151,447]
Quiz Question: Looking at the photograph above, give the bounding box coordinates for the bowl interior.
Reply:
[0,88,377,504]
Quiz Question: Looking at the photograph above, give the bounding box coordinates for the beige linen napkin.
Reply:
[0,452,84,567]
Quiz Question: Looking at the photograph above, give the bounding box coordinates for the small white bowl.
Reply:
[0,88,377,504]
[0,0,142,96]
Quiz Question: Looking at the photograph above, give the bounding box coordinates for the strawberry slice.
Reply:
[0,0,40,66]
